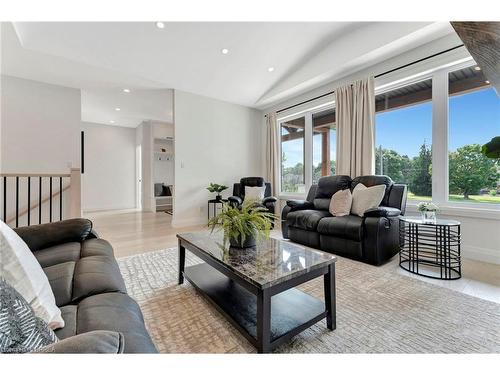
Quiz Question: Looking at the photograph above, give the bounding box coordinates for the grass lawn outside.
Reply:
[407,192,500,204]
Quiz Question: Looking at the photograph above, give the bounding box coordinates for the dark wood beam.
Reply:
[451,22,500,94]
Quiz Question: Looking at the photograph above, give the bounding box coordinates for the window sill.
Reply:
[406,201,500,220]
[278,193,306,201]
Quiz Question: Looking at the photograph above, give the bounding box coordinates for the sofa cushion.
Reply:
[40,238,126,305]
[317,215,364,241]
[0,278,59,353]
[55,305,77,340]
[0,220,64,329]
[81,238,115,258]
[34,242,81,268]
[287,210,332,231]
[352,175,393,207]
[75,292,157,353]
[72,255,126,302]
[314,175,351,210]
[43,262,76,307]
[38,330,124,354]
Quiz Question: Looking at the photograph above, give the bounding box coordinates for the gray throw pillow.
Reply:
[0,278,58,353]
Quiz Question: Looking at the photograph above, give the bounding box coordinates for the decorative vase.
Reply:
[216,194,222,202]
[421,210,436,223]
[229,234,256,248]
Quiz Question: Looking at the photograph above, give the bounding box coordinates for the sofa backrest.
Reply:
[307,174,407,214]
[233,177,271,199]
[313,175,351,210]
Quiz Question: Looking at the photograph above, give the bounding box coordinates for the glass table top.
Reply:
[177,232,336,289]
[400,216,461,226]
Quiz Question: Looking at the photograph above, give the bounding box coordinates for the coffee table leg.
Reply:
[256,289,271,353]
[324,263,336,330]
[178,240,185,285]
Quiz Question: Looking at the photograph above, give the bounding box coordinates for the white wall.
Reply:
[81,122,136,212]
[1,75,81,173]
[173,90,263,227]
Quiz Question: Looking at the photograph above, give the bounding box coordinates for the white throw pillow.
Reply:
[351,183,386,217]
[0,220,64,329]
[244,186,266,202]
[329,189,353,216]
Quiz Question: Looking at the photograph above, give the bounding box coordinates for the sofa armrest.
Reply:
[227,196,243,206]
[36,331,124,354]
[14,218,94,252]
[364,206,401,218]
[262,196,277,204]
[286,199,314,211]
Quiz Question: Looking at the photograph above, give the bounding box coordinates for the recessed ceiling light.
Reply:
[221,48,229,55]
[115,107,121,111]
[123,88,130,93]
[474,66,481,71]
[156,22,165,29]
[485,80,490,84]
[110,120,115,124]
[268,67,275,72]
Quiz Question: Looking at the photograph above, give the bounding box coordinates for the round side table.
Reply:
[399,217,461,280]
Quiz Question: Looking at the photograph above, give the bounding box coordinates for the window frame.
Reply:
[276,58,499,213]
[278,103,335,198]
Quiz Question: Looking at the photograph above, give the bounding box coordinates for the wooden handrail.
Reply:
[0,173,71,177]
[5,184,70,225]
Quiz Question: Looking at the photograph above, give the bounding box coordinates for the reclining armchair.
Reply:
[281,175,407,266]
[227,177,277,216]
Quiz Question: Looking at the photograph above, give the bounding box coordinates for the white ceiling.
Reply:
[81,89,173,128]
[1,21,456,122]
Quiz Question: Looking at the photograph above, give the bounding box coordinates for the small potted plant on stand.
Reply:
[206,183,228,202]
[208,200,276,248]
[417,202,439,223]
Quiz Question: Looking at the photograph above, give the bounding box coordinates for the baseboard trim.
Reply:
[462,244,500,265]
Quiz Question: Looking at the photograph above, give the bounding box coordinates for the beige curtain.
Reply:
[265,112,279,196]
[335,77,375,177]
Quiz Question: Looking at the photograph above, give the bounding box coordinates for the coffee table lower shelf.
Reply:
[183,263,326,351]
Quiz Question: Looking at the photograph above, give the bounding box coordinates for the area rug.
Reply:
[117,248,500,353]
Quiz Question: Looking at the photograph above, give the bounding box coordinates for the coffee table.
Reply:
[177,232,337,353]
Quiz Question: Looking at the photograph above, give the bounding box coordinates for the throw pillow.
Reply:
[0,220,64,329]
[351,183,386,217]
[244,186,265,202]
[0,278,58,353]
[329,189,352,216]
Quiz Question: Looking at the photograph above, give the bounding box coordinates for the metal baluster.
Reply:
[27,176,31,226]
[15,176,19,228]
[39,176,42,224]
[59,177,63,221]
[49,177,53,222]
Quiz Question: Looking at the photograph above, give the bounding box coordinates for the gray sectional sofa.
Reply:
[14,219,157,353]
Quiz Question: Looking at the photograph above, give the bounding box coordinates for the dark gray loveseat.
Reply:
[282,175,407,265]
[14,219,157,353]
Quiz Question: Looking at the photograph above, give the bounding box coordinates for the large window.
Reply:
[375,78,433,200]
[312,108,336,184]
[448,66,500,204]
[280,116,305,193]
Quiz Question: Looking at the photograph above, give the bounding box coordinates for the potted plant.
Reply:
[417,202,439,223]
[208,200,276,248]
[207,183,228,201]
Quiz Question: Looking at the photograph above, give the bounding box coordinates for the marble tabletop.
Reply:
[177,232,336,289]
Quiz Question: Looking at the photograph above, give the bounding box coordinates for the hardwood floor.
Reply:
[84,209,500,304]
[84,209,206,258]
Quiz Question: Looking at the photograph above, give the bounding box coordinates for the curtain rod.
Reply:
[269,44,465,115]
